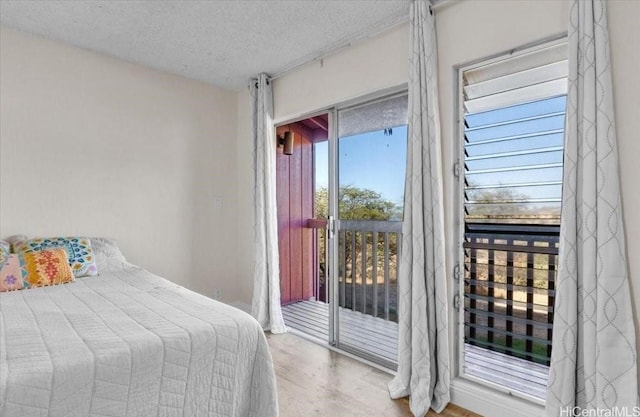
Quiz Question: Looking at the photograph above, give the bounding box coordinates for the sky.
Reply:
[464,96,566,197]
[315,125,408,207]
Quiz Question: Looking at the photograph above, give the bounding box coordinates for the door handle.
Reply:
[328,215,335,239]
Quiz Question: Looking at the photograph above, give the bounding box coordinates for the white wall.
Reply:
[0,27,241,301]
[608,0,640,389]
[236,87,254,303]
[272,23,410,123]
[236,0,640,414]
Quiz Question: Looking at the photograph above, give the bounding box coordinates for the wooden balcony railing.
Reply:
[464,222,559,365]
[309,219,401,323]
[307,218,557,369]
[307,218,328,303]
[338,220,402,323]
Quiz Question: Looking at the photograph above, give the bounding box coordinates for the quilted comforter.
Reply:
[0,266,278,417]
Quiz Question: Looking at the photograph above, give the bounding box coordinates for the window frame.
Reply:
[454,35,568,404]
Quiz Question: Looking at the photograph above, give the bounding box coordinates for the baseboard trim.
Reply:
[451,378,544,417]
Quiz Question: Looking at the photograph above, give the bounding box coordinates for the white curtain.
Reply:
[388,1,450,415]
[250,73,286,334]
[546,0,637,414]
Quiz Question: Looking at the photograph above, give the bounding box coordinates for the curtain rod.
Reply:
[264,0,461,85]
[269,12,409,82]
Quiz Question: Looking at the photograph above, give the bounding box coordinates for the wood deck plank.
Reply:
[283,300,398,363]
[464,344,549,399]
[465,353,549,382]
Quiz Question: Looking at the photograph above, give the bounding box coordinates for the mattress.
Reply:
[0,265,278,417]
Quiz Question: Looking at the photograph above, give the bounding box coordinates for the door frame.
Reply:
[273,84,409,351]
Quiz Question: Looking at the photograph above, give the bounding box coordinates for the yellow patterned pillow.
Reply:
[20,248,75,288]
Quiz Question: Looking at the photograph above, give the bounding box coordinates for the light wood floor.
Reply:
[266,332,481,417]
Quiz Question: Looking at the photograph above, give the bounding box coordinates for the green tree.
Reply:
[467,187,528,215]
[465,185,536,223]
[314,185,400,220]
[466,185,560,223]
[339,185,399,220]
[314,186,400,310]
[315,187,328,219]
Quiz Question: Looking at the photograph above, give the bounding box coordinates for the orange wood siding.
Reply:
[276,124,315,304]
[301,137,313,300]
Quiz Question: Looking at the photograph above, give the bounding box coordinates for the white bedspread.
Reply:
[0,266,278,417]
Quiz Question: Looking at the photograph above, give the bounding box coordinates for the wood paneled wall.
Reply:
[276,123,315,304]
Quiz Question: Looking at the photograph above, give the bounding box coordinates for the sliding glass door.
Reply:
[278,91,408,369]
[327,93,408,368]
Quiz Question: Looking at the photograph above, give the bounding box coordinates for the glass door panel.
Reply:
[283,93,409,369]
[332,93,408,368]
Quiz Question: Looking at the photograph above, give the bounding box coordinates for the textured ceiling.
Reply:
[0,0,411,91]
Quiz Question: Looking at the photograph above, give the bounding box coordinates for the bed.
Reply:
[0,238,278,417]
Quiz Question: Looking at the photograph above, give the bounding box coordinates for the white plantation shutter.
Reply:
[463,42,568,113]
[462,41,568,223]
[460,40,569,400]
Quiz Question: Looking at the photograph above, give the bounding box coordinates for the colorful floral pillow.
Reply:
[13,237,98,277]
[0,249,75,292]
[0,254,24,291]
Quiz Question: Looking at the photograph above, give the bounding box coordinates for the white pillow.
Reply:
[5,235,28,252]
[90,238,132,273]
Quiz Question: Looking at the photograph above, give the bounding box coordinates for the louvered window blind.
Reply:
[461,41,568,396]
[463,42,568,224]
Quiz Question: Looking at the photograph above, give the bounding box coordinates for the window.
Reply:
[458,39,567,400]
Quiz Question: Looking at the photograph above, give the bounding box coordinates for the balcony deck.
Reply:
[282,299,398,366]
[464,344,549,400]
[282,299,549,400]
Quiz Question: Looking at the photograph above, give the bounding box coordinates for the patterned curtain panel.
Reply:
[250,74,286,334]
[388,1,450,415]
[546,0,638,414]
